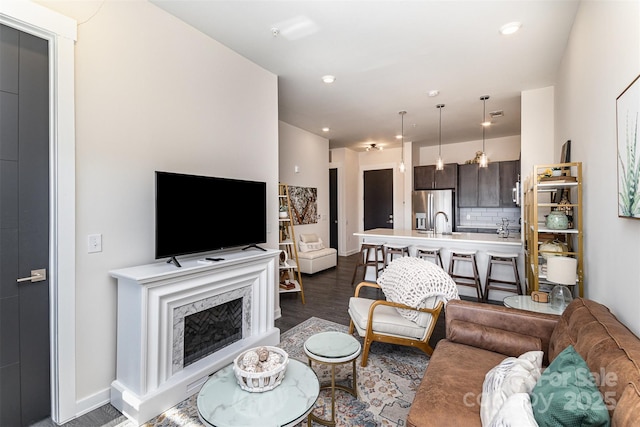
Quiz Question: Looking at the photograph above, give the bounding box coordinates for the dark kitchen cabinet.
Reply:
[414,163,458,190]
[499,160,520,207]
[458,162,500,207]
[478,163,500,207]
[458,164,478,207]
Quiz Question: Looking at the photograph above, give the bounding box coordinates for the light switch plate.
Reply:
[88,234,102,253]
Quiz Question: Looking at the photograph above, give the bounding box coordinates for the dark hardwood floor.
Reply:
[276,253,448,346]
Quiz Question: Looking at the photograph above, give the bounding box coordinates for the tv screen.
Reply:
[155,171,267,261]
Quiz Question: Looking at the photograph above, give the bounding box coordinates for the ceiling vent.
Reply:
[489,110,504,118]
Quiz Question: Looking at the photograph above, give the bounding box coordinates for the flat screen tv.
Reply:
[155,171,267,266]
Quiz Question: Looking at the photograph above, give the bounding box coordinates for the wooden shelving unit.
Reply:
[523,162,583,297]
[278,183,305,304]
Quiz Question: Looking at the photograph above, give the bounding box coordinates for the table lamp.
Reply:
[546,256,577,311]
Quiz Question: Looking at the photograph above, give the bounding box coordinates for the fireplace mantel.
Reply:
[109,249,280,425]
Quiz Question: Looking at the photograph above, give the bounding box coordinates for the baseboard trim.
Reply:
[74,387,111,420]
[342,249,359,257]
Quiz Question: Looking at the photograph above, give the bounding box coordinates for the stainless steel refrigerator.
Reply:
[412,189,455,234]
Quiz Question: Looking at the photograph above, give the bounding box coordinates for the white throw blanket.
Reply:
[377,257,459,324]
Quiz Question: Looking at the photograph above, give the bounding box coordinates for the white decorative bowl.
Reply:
[233,346,288,392]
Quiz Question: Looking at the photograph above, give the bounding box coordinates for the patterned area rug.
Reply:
[124,317,429,427]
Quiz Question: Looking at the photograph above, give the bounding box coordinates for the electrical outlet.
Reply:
[88,234,102,253]
[466,214,471,220]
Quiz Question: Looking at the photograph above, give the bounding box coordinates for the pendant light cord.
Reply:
[482,97,486,153]
[399,111,407,172]
[437,104,443,157]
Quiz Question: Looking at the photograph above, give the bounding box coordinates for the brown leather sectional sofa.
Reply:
[407,298,640,426]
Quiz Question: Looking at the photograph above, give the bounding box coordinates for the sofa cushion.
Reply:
[547,298,640,421]
[489,393,538,427]
[446,299,558,366]
[612,384,640,426]
[296,247,335,260]
[406,340,508,427]
[480,350,543,425]
[531,345,610,427]
[448,319,542,358]
[348,297,428,340]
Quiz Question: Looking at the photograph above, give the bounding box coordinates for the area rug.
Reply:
[120,317,429,427]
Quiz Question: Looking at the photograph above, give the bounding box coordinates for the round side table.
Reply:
[304,331,361,427]
[503,295,565,315]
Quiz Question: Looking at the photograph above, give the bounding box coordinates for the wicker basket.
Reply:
[233,346,289,392]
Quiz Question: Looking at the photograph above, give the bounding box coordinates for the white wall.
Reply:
[279,121,330,244]
[521,86,555,180]
[555,0,640,335]
[41,0,279,413]
[417,135,521,166]
[330,147,361,256]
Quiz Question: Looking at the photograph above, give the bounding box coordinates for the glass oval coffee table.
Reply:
[197,358,319,427]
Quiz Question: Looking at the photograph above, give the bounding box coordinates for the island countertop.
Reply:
[354,228,522,247]
[353,228,524,302]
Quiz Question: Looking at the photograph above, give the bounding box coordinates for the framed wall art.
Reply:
[616,74,640,219]
[560,140,571,163]
[288,185,318,225]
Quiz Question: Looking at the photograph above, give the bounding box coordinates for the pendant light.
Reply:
[479,95,489,168]
[436,104,445,171]
[399,111,406,173]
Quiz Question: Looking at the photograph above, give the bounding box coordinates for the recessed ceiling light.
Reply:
[428,90,440,97]
[500,22,522,35]
[322,127,330,132]
[322,75,336,84]
[396,134,402,140]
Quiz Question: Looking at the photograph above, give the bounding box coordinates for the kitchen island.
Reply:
[354,228,524,302]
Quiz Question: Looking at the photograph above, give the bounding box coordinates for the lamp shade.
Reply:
[546,256,577,285]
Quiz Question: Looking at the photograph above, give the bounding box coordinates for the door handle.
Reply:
[17,268,47,283]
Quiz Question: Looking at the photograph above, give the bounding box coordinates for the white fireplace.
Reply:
[109,249,280,425]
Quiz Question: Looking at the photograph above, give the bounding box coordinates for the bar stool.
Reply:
[351,243,385,285]
[483,251,522,301]
[383,243,410,266]
[448,249,483,301]
[415,246,443,268]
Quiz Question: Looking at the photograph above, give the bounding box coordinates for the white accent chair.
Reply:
[296,233,337,274]
[348,281,443,367]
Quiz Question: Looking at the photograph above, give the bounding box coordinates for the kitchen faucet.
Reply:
[434,211,449,235]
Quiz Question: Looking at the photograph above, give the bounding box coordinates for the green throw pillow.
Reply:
[531,345,610,427]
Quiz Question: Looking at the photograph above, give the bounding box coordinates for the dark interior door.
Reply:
[364,169,394,230]
[0,24,51,426]
[329,168,338,250]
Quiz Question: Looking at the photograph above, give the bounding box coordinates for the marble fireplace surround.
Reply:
[109,249,280,425]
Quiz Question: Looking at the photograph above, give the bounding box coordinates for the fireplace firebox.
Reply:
[183,298,243,367]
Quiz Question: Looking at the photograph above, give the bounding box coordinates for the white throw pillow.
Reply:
[298,238,325,253]
[299,233,319,243]
[489,393,538,427]
[480,350,543,426]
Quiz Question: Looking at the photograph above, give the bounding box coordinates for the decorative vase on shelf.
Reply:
[545,210,569,230]
[556,191,574,228]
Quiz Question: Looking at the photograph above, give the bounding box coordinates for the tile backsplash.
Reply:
[458,207,521,230]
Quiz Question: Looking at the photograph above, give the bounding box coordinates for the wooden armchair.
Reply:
[348,281,444,367]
